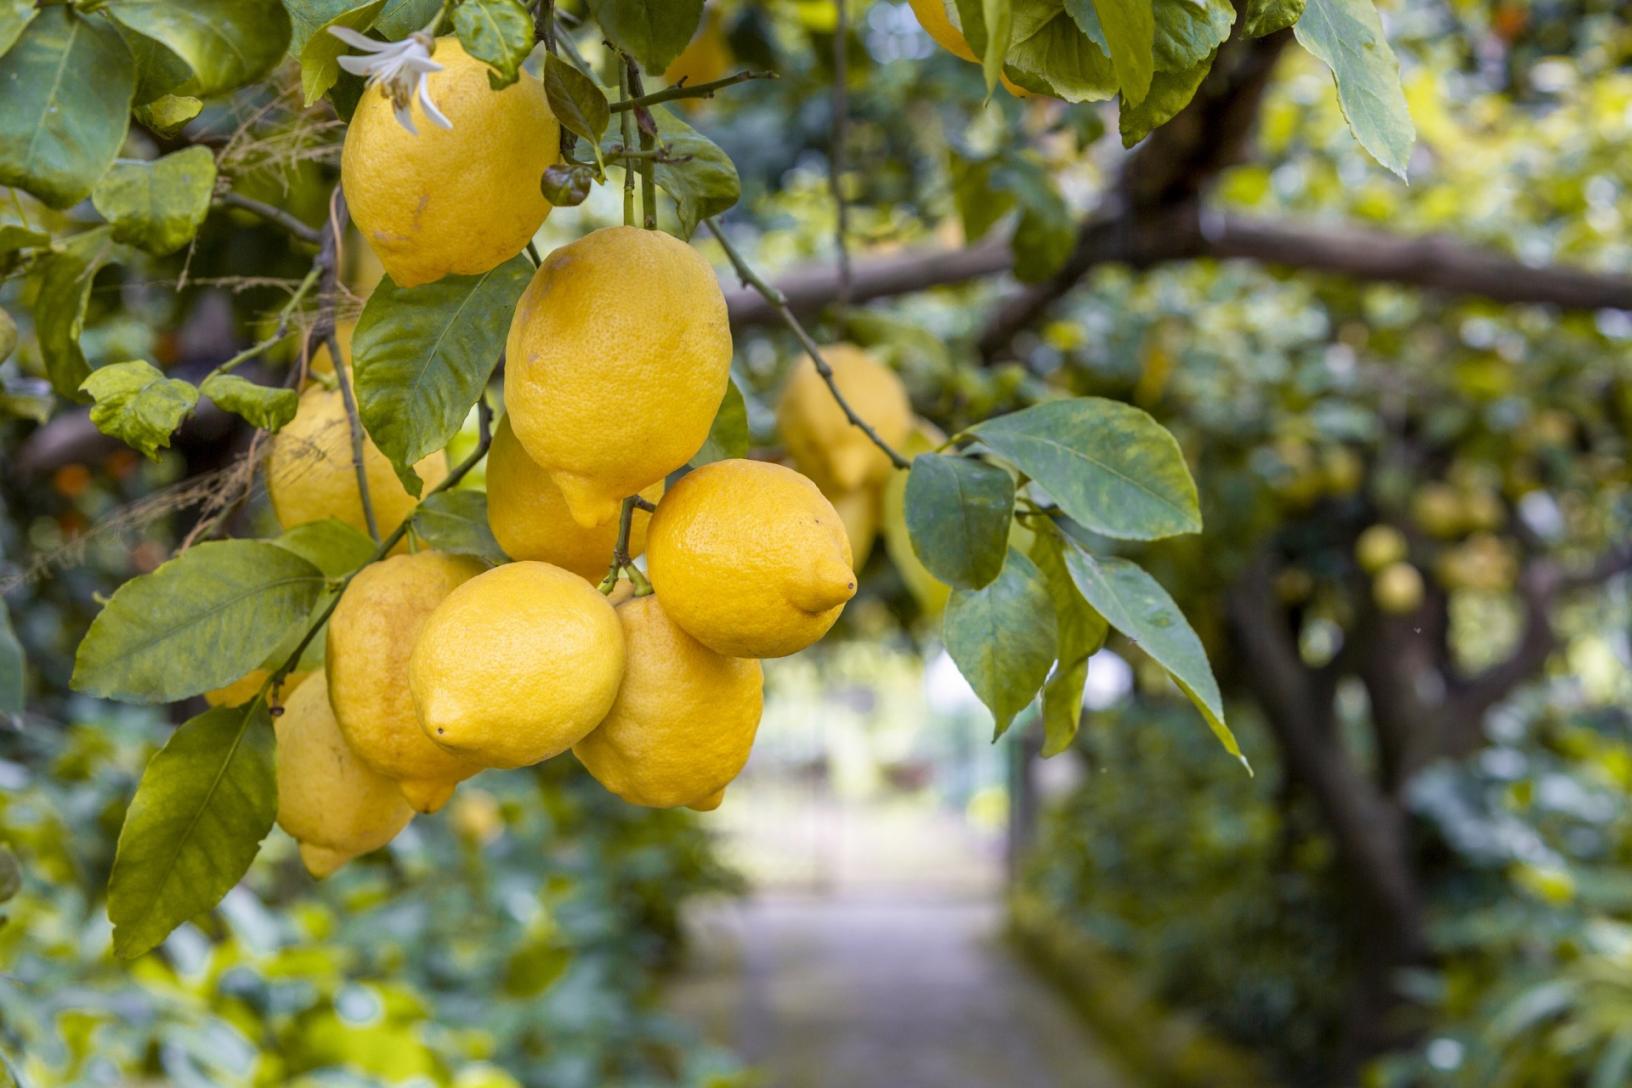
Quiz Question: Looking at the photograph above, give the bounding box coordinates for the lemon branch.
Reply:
[315,188,380,543]
[609,70,775,112]
[264,397,495,700]
[705,218,911,472]
[215,191,324,247]
[618,60,636,228]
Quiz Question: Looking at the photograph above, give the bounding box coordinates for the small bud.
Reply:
[541,164,596,207]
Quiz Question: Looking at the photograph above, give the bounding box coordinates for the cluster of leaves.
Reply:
[0,713,746,1087]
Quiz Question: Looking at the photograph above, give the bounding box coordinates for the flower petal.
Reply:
[327,26,387,51]
[392,101,419,135]
[417,74,453,130]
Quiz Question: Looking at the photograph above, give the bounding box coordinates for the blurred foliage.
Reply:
[0,712,746,1087]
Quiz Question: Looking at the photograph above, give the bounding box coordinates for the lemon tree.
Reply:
[0,0,1432,962]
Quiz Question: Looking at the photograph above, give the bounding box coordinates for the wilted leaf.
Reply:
[353,256,531,495]
[1062,544,1247,769]
[81,361,199,459]
[73,541,326,703]
[1294,0,1414,178]
[410,490,508,565]
[588,0,705,74]
[971,397,1201,541]
[943,546,1057,737]
[92,147,217,256]
[0,7,135,209]
[689,377,748,465]
[107,702,277,958]
[453,0,534,88]
[201,373,300,432]
[650,105,741,239]
[904,453,1014,590]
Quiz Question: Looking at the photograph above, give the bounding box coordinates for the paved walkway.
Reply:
[667,798,1129,1087]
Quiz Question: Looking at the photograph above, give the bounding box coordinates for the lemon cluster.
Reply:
[250,45,862,876]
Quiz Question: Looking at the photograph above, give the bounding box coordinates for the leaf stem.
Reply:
[597,494,640,595]
[704,218,910,471]
[609,70,775,112]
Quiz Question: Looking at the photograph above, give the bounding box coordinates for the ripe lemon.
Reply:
[205,668,310,709]
[275,673,415,878]
[409,561,625,768]
[341,37,561,288]
[485,413,663,580]
[268,386,448,541]
[906,0,1031,96]
[646,459,856,658]
[573,595,763,809]
[306,320,354,381]
[829,485,882,570]
[778,344,912,494]
[664,10,733,107]
[504,227,732,528]
[327,551,486,812]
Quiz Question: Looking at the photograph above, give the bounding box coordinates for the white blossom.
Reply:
[328,27,452,135]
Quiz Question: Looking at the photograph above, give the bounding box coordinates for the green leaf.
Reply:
[453,0,534,88]
[410,490,508,565]
[1061,544,1247,770]
[904,453,1014,590]
[0,599,23,717]
[273,518,377,577]
[689,377,748,465]
[72,540,326,703]
[952,0,1013,96]
[1150,0,1233,69]
[944,548,1057,737]
[0,7,135,209]
[1089,0,1153,105]
[1294,0,1414,179]
[374,0,442,38]
[353,255,531,495]
[200,373,300,432]
[103,0,291,99]
[649,106,741,239]
[1242,0,1305,37]
[545,54,611,147]
[81,361,199,459]
[133,95,204,137]
[300,0,386,106]
[284,0,361,54]
[1120,51,1214,147]
[0,0,35,55]
[91,147,217,256]
[107,702,277,958]
[587,0,705,74]
[34,228,115,399]
[1003,1,1117,103]
[1029,524,1106,756]
[971,398,1201,540]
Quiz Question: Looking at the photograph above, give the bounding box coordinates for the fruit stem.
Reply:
[609,70,776,113]
[704,217,911,471]
[622,56,659,230]
[598,494,641,595]
[618,59,636,228]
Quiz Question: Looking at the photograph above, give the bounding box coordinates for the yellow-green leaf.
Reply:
[944,546,1058,737]
[80,361,199,459]
[92,147,217,256]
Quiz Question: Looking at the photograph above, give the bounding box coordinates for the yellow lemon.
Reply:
[504,227,732,528]
[829,485,881,570]
[646,459,856,658]
[306,320,354,381]
[327,552,486,812]
[485,414,663,580]
[409,561,625,768]
[204,668,309,709]
[268,386,448,541]
[778,344,912,494]
[688,788,727,812]
[664,9,733,102]
[574,595,763,809]
[275,673,416,878]
[341,37,561,288]
[906,0,1032,96]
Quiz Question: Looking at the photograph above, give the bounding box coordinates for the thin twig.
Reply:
[609,70,775,112]
[619,60,636,227]
[316,188,380,543]
[597,494,650,595]
[216,191,324,246]
[829,0,853,307]
[705,218,910,471]
[267,398,495,694]
[623,56,658,230]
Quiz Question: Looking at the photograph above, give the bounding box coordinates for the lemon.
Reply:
[1373,562,1425,614]
[204,668,309,709]
[688,788,727,812]
[504,227,732,528]
[829,485,881,570]
[778,344,912,494]
[409,561,625,768]
[341,37,561,288]
[268,386,448,541]
[275,673,415,878]
[664,9,733,101]
[906,0,1031,96]
[327,551,486,812]
[646,459,856,658]
[306,320,354,381]
[573,595,763,809]
[485,414,663,580]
